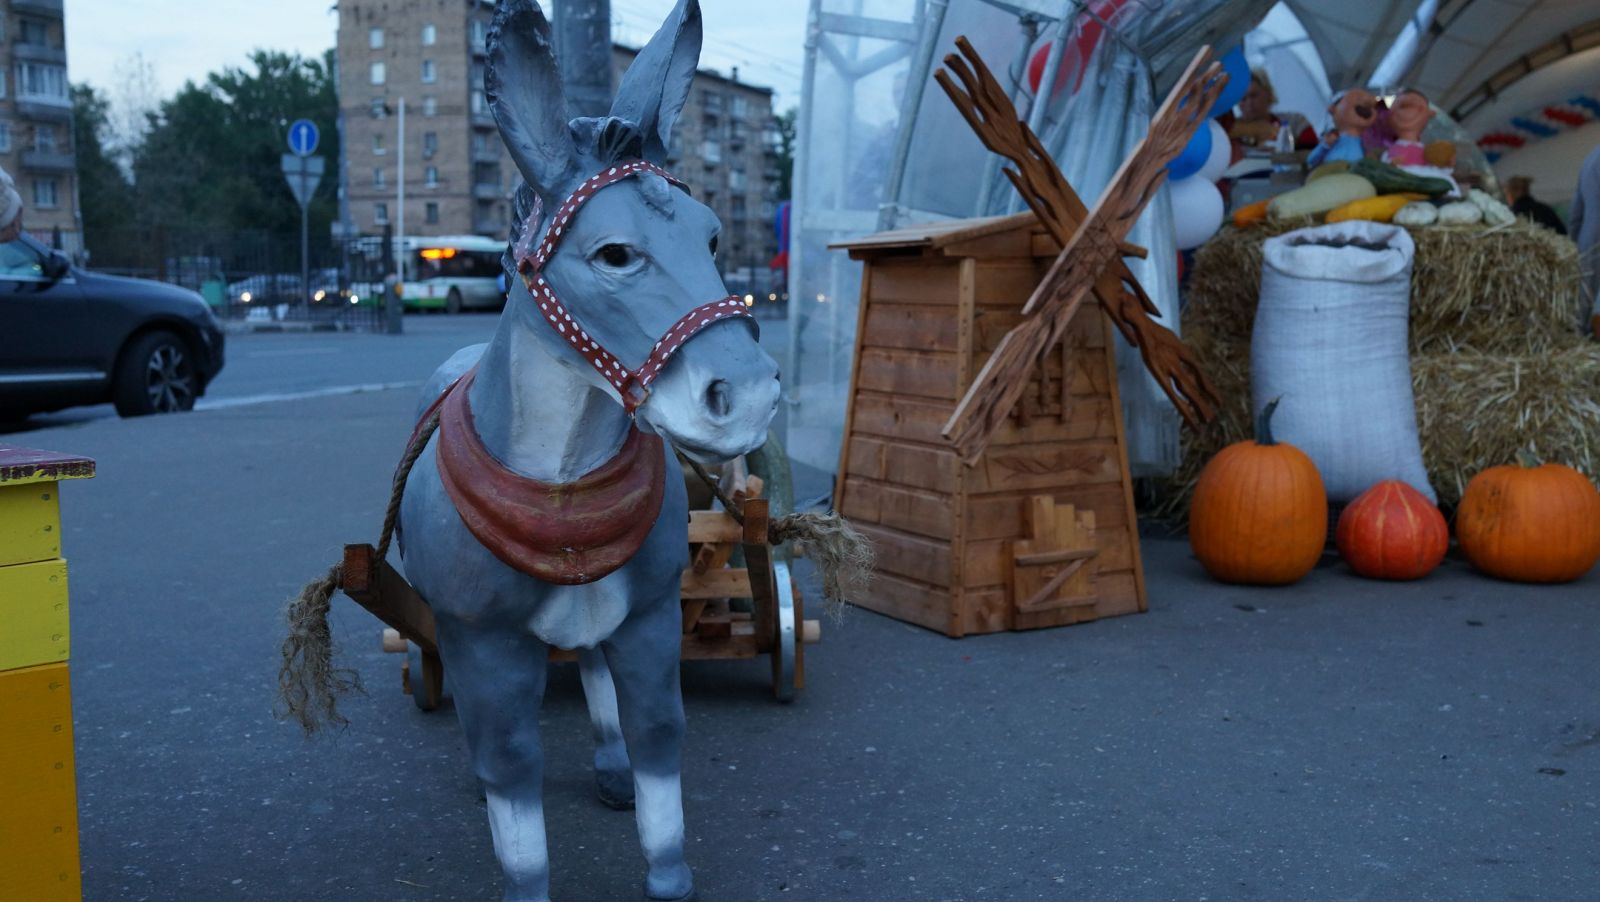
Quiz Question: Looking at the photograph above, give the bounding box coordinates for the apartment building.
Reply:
[336,1,782,290]
[0,0,77,251]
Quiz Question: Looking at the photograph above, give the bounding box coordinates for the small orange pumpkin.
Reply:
[1190,399,1328,585]
[1456,451,1600,583]
[1336,480,1448,580]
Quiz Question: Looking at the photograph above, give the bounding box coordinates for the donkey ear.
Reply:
[609,0,702,164]
[486,0,577,198]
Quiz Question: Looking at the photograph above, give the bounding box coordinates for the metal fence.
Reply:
[84,227,390,330]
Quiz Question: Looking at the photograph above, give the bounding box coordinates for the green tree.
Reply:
[72,83,136,251]
[775,106,797,201]
[133,49,339,236]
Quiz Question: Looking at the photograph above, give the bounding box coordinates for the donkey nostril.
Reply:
[705,379,732,418]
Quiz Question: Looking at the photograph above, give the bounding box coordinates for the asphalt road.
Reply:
[12,316,1600,901]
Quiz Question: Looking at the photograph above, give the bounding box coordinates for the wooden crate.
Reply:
[832,213,1146,637]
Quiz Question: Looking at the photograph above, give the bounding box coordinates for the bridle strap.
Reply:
[513,159,753,414]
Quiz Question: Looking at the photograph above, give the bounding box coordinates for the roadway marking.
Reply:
[196,381,423,410]
[244,347,342,358]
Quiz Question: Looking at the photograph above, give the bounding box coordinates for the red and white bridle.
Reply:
[513,159,753,414]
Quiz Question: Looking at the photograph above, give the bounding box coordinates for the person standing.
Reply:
[1573,145,1600,338]
[1504,176,1567,235]
[0,165,23,243]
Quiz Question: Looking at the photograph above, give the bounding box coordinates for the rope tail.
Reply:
[276,411,441,736]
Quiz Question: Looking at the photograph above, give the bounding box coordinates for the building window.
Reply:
[373,167,385,188]
[368,27,383,49]
[33,178,57,209]
[15,62,66,102]
[0,70,7,99]
[470,89,487,115]
[0,122,11,153]
[425,166,439,188]
[422,131,437,159]
[421,60,436,84]
[729,167,745,190]
[375,202,389,225]
[702,138,722,164]
[421,24,436,46]
[372,133,385,154]
[19,19,48,46]
[370,96,387,118]
[33,125,55,154]
[422,96,437,116]
[732,96,748,119]
[369,61,386,85]
[471,20,487,50]
[425,202,439,224]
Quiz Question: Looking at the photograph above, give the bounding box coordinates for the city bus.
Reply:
[346,235,508,312]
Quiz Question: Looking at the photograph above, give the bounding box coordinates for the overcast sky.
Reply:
[66,0,807,112]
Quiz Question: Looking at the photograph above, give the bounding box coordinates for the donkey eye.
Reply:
[708,235,719,256]
[594,244,634,267]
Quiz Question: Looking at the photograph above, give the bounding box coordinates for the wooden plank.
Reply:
[742,498,775,653]
[0,446,95,487]
[861,302,960,351]
[833,264,878,519]
[1013,570,1141,630]
[853,522,954,587]
[687,510,743,543]
[971,440,1124,494]
[953,587,1015,635]
[940,228,1036,259]
[973,260,1050,308]
[679,568,753,600]
[867,259,962,305]
[1095,317,1149,615]
[974,303,1106,353]
[962,525,1133,588]
[0,662,81,900]
[680,630,761,661]
[991,395,1117,445]
[0,482,62,568]
[854,571,959,637]
[856,348,960,400]
[341,545,438,655]
[0,558,69,672]
[849,393,956,446]
[844,436,962,494]
[964,482,1129,540]
[838,478,956,540]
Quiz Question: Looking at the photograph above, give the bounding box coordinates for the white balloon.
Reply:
[1197,119,1232,182]
[1170,176,1224,251]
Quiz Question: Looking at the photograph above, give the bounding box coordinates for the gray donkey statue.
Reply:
[401,2,777,898]
[281,0,785,898]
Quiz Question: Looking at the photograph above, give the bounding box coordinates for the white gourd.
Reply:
[1393,202,1438,226]
[1437,201,1483,225]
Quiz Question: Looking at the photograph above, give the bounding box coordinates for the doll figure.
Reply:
[1383,89,1433,167]
[1307,88,1378,167]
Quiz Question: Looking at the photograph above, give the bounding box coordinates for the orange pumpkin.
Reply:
[1336,480,1448,580]
[1456,451,1600,583]
[1190,399,1328,585]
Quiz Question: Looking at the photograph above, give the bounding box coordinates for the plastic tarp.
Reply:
[787,0,1273,482]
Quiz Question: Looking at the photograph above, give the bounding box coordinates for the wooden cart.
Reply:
[343,474,818,710]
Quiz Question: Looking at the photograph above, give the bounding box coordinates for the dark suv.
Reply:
[0,236,225,419]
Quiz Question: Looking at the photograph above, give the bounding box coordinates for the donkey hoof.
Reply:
[595,771,636,810]
[644,890,696,901]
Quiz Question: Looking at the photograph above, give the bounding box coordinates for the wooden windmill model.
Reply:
[833,40,1223,637]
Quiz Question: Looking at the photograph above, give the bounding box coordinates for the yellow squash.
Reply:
[1325,192,1428,224]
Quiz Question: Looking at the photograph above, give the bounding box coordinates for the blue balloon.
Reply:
[1210,47,1250,118]
[1167,122,1212,180]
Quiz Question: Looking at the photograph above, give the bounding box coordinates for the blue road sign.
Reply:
[288,119,319,157]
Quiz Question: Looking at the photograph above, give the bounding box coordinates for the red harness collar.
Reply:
[421,366,666,585]
[513,159,754,413]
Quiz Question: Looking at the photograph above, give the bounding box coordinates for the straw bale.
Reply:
[1185,220,1585,355]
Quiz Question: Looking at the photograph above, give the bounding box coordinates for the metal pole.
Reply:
[299,158,310,311]
[554,0,613,118]
[1026,14,1071,138]
[876,0,950,231]
[395,97,406,280]
[975,13,1041,216]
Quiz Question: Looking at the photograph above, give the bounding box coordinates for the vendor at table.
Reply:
[1226,70,1316,152]
[1307,88,1378,168]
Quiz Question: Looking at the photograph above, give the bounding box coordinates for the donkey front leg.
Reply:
[437,618,554,902]
[604,594,695,901]
[578,646,635,810]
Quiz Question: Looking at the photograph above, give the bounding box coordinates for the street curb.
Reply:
[220,320,340,334]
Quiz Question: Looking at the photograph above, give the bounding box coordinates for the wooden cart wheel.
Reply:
[407,641,447,712]
[771,560,798,702]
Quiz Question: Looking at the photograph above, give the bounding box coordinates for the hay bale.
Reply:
[1186,220,1586,354]
[1154,336,1600,518]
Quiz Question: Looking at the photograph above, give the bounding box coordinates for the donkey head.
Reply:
[487,0,779,464]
